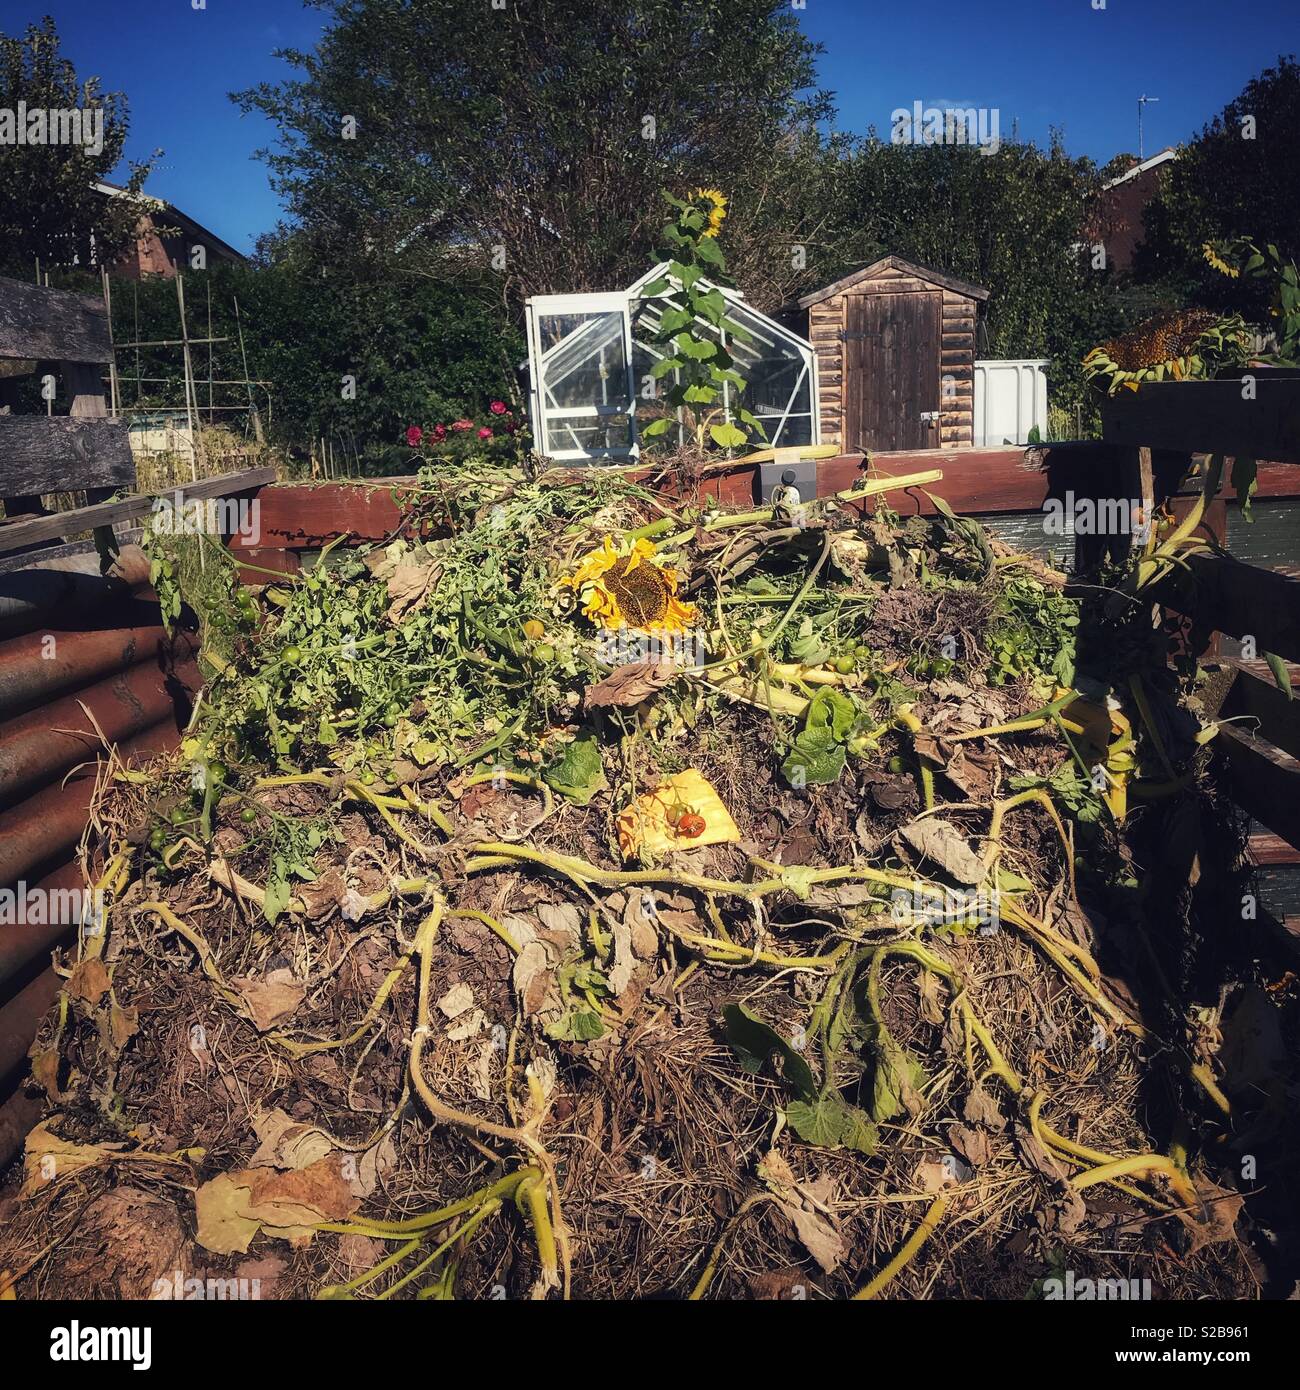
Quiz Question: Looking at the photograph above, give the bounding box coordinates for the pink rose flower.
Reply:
[451,418,473,432]
[405,425,423,447]
[432,423,447,441]
[489,400,508,415]
[478,426,493,439]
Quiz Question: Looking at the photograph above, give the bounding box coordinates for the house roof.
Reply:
[1101,147,1178,190]
[95,181,247,264]
[797,255,989,310]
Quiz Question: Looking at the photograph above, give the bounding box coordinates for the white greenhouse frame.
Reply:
[525,264,820,462]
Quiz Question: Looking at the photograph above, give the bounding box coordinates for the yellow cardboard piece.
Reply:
[616,769,740,861]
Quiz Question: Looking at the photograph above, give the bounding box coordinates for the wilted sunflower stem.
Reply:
[1134,454,1223,592]
[250,769,454,837]
[687,1193,774,1300]
[852,1193,950,1300]
[408,896,570,1296]
[894,705,935,809]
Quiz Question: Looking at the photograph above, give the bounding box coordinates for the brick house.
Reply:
[1092,148,1179,273]
[95,180,247,279]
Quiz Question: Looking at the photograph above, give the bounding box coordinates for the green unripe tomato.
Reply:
[240,807,258,824]
[533,643,556,664]
[360,769,377,786]
[149,828,166,851]
[834,654,856,674]
[283,645,303,665]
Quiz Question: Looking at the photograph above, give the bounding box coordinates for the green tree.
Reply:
[1134,55,1300,316]
[110,252,523,470]
[0,14,156,277]
[233,0,833,308]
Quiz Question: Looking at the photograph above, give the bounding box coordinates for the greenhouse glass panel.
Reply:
[525,268,818,461]
[527,294,636,459]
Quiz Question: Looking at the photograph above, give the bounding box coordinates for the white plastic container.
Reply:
[973,359,1049,446]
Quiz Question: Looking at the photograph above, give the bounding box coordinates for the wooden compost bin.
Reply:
[797,256,988,454]
[1097,371,1300,923]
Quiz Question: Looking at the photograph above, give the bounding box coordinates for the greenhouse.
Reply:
[524,264,820,461]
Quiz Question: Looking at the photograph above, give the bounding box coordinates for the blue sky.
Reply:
[19,0,1300,253]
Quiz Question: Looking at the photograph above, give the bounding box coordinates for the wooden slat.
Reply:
[228,452,1046,555]
[1101,374,1300,464]
[0,416,134,496]
[0,467,276,557]
[1151,552,1300,665]
[1217,723,1300,850]
[1258,909,1300,963]
[0,276,113,364]
[1222,660,1300,760]
[1247,828,1300,867]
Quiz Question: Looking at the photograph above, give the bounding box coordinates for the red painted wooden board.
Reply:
[227,448,1048,558]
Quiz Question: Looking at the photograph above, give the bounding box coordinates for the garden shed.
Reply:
[525,265,819,462]
[797,256,988,454]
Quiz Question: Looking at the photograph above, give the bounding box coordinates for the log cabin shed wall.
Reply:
[796,256,988,454]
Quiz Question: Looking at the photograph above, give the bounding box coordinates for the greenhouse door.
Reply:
[844,291,940,451]
[526,293,638,461]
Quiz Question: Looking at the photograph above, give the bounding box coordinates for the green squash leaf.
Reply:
[785,1094,879,1154]
[709,421,747,447]
[721,1002,816,1100]
[542,733,606,804]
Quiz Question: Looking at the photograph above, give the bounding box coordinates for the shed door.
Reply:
[844,291,941,452]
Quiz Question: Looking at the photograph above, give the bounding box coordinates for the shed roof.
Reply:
[797,255,989,310]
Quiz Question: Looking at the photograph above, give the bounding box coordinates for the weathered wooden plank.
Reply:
[232,452,1044,558]
[1247,828,1300,867]
[1244,459,1300,500]
[1101,374,1300,464]
[1257,908,1300,963]
[0,466,276,557]
[0,276,113,364]
[0,416,134,496]
[1152,552,1300,665]
[1222,660,1300,761]
[1217,723,1300,850]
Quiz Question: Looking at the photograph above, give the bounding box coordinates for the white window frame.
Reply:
[526,291,639,461]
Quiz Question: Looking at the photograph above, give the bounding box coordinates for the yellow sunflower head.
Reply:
[1202,242,1240,278]
[562,536,697,635]
[693,187,728,239]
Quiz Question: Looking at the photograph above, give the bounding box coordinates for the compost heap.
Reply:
[3,460,1292,1301]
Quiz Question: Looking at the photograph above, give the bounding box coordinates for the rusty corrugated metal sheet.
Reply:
[0,649,197,810]
[0,861,103,990]
[0,545,152,639]
[0,527,219,1166]
[0,966,59,1086]
[0,1081,44,1170]
[0,621,177,721]
[0,707,190,895]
